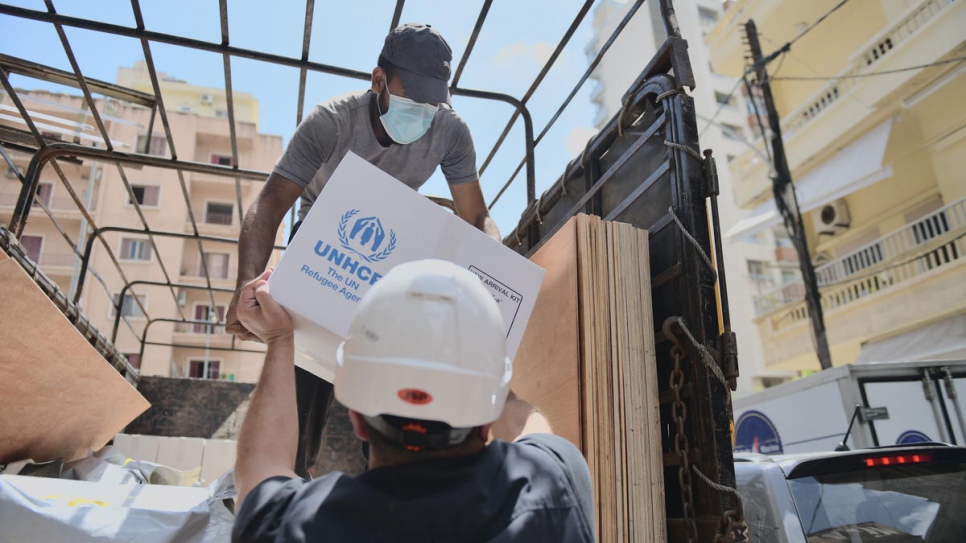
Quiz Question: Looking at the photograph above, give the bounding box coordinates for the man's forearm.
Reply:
[490,391,552,442]
[235,335,299,497]
[237,202,285,288]
[482,214,501,242]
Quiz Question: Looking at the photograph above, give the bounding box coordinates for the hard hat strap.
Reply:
[364,415,474,451]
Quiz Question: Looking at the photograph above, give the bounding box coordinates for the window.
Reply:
[714,91,735,107]
[698,6,719,25]
[747,260,767,282]
[200,252,230,279]
[137,134,167,156]
[129,185,160,207]
[210,154,234,167]
[120,237,150,261]
[20,234,43,262]
[112,293,146,318]
[124,353,142,369]
[193,304,226,333]
[205,202,234,225]
[189,359,220,380]
[33,182,52,207]
[781,270,798,286]
[721,123,744,140]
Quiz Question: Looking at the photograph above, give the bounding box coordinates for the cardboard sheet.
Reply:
[0,257,150,464]
[513,219,581,447]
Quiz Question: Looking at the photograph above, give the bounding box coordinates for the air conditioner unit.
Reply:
[813,199,851,236]
[201,93,214,105]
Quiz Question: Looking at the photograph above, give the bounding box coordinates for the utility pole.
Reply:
[745,19,833,370]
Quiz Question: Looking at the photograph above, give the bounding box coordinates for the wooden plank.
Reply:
[513,217,581,447]
[0,257,149,464]
[636,230,666,542]
[575,214,602,536]
[513,216,665,542]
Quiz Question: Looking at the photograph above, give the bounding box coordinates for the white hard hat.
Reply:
[335,259,512,428]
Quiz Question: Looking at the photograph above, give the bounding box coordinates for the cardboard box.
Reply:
[269,152,545,381]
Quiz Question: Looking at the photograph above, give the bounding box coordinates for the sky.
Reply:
[0,0,606,236]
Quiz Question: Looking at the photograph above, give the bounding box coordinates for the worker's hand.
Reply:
[226,287,262,342]
[235,269,294,345]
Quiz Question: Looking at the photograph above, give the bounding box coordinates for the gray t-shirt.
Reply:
[273,90,479,221]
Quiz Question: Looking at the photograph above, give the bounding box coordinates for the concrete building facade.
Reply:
[706,0,966,370]
[1,62,283,383]
[587,0,795,395]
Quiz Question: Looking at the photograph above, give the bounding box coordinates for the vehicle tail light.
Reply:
[864,453,933,467]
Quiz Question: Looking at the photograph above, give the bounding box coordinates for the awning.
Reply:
[854,314,966,364]
[725,117,895,239]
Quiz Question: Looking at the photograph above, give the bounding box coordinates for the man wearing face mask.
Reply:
[226,23,498,479]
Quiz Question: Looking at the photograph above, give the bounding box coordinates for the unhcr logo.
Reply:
[337,209,397,263]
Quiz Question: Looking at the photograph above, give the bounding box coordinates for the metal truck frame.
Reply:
[0,1,742,540]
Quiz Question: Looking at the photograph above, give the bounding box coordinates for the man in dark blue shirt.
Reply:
[232,260,595,542]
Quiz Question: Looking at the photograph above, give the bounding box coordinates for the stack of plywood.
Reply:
[515,214,665,542]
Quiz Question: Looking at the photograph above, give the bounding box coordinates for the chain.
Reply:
[664,316,748,542]
[670,342,699,543]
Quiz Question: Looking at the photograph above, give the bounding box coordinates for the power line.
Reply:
[770,56,966,81]
[700,0,853,137]
[698,76,743,137]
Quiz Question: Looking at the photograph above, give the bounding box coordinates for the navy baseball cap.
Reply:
[381,23,452,105]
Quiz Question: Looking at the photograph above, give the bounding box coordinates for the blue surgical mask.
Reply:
[378,91,438,144]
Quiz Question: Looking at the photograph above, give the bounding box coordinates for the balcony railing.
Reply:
[180,266,234,281]
[0,193,82,211]
[816,196,966,285]
[174,321,226,335]
[781,0,955,138]
[754,282,806,316]
[754,195,966,319]
[39,252,76,267]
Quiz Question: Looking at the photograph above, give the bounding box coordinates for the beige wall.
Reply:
[1,67,282,382]
[707,0,966,370]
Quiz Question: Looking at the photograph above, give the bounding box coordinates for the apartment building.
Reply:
[0,62,283,382]
[706,0,965,370]
[587,0,795,394]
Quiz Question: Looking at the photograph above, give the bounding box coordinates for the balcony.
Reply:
[0,192,84,219]
[779,0,957,140]
[755,195,966,319]
[171,320,233,348]
[753,196,966,368]
[726,0,963,208]
[179,265,235,286]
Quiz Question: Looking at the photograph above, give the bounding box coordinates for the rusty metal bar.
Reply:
[389,0,405,32]
[450,0,492,89]
[0,53,155,107]
[295,0,315,126]
[477,0,594,177]
[43,0,114,151]
[129,0,179,160]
